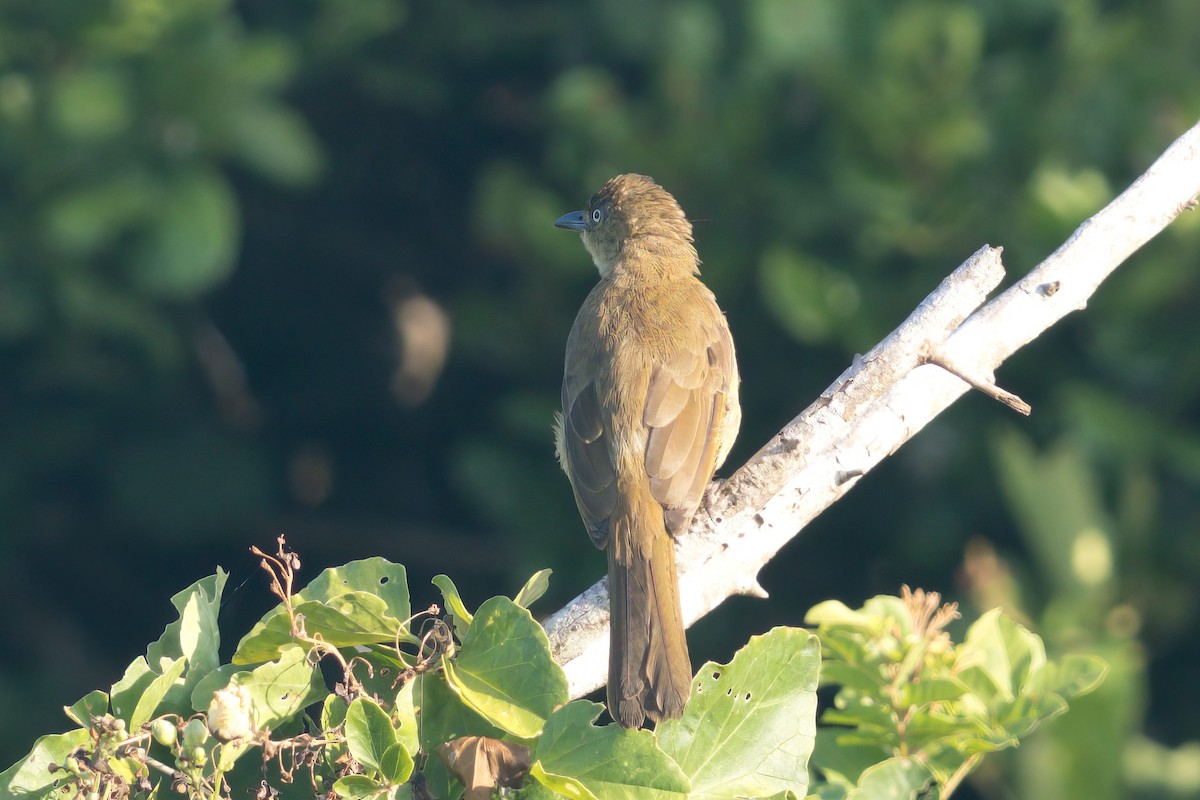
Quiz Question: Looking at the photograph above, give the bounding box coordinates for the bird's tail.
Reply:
[607,487,692,728]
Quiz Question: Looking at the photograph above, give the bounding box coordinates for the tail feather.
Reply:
[607,492,692,728]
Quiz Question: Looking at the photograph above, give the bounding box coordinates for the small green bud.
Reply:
[189,746,207,766]
[182,718,209,748]
[151,719,178,747]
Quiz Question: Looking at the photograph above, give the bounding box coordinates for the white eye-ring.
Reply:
[591,208,602,223]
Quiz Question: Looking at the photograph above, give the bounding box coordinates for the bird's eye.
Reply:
[591,208,603,223]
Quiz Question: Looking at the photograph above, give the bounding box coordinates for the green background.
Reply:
[2,1,1199,797]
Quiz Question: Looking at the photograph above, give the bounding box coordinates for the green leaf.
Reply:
[226,101,324,186]
[1027,653,1108,698]
[131,656,188,728]
[127,168,240,299]
[658,627,820,799]
[379,743,414,785]
[234,645,325,732]
[513,569,552,608]
[347,697,399,776]
[442,596,568,739]
[333,774,385,798]
[50,68,130,140]
[963,608,1046,700]
[812,728,888,788]
[235,558,411,663]
[805,600,869,628]
[844,758,933,800]
[0,728,90,795]
[147,570,227,669]
[432,573,473,634]
[110,657,155,724]
[190,664,242,712]
[897,678,969,709]
[393,681,419,756]
[323,695,349,731]
[530,701,689,799]
[528,761,599,800]
[819,662,887,692]
[43,175,154,256]
[64,690,109,726]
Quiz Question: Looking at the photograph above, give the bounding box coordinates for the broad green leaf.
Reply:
[194,645,323,745]
[442,596,567,739]
[514,569,552,608]
[380,743,414,785]
[235,558,411,663]
[658,627,820,800]
[233,645,324,732]
[347,697,399,776]
[530,701,689,799]
[127,168,240,299]
[845,758,933,800]
[432,573,473,634]
[0,728,90,795]
[334,774,384,798]
[64,690,109,726]
[110,657,155,723]
[288,558,410,620]
[964,609,1046,699]
[234,594,401,663]
[131,656,188,728]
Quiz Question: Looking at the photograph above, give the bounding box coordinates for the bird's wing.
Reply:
[644,319,737,536]
[560,377,617,548]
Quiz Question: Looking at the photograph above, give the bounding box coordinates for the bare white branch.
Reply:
[543,118,1200,699]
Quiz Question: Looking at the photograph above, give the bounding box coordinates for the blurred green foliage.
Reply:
[2,1,1199,797]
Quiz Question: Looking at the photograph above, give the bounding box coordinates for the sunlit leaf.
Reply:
[658,627,819,799]
[530,701,689,799]
[442,596,567,739]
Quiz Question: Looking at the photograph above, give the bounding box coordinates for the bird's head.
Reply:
[555,174,697,277]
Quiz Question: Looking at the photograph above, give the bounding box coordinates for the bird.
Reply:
[553,174,740,728]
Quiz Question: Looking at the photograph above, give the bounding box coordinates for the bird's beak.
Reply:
[554,210,587,232]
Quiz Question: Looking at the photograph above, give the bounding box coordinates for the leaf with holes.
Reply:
[657,627,820,800]
[234,558,412,663]
[191,644,323,746]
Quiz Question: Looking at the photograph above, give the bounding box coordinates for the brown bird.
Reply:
[554,174,741,728]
